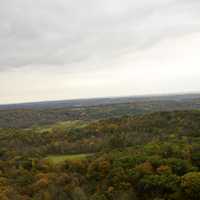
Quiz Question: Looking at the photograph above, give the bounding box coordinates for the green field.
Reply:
[31,120,88,133]
[45,153,93,164]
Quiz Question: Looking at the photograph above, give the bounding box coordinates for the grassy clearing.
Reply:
[45,153,93,164]
[30,120,88,133]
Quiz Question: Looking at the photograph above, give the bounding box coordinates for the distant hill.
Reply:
[0,93,200,110]
[0,93,200,128]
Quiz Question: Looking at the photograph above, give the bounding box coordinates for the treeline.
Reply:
[1,111,200,159]
[1,99,200,128]
[0,111,199,199]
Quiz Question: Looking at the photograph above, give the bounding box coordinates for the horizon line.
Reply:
[1,91,200,106]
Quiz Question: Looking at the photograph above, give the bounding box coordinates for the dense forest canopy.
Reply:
[0,109,199,200]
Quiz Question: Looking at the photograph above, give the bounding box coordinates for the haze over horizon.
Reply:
[1,0,200,104]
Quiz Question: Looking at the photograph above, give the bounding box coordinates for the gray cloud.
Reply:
[0,0,200,71]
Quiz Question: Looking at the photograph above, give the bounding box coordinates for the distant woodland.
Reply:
[1,97,200,128]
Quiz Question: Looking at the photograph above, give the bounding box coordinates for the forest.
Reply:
[0,108,199,200]
[1,97,200,128]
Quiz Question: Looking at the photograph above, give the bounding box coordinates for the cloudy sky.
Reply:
[0,0,200,104]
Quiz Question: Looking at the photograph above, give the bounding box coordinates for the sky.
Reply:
[0,0,200,104]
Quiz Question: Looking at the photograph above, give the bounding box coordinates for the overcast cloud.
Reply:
[0,0,200,103]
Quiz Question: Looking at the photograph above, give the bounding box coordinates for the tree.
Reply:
[181,172,200,200]
[137,174,180,198]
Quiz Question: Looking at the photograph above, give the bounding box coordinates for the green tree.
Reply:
[181,172,200,200]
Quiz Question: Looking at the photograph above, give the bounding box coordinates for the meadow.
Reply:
[45,153,93,164]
